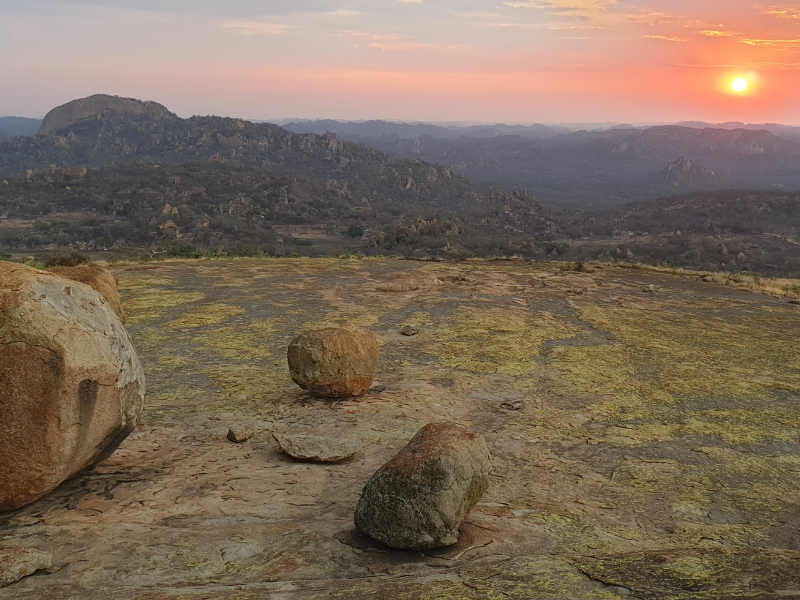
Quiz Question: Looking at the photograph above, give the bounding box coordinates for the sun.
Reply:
[732,77,748,93]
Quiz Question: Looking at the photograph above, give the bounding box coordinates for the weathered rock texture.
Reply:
[273,433,362,463]
[287,327,379,397]
[355,423,491,550]
[49,265,125,324]
[38,94,176,136]
[0,548,52,588]
[0,262,145,512]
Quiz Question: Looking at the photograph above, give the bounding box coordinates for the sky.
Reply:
[1,0,799,124]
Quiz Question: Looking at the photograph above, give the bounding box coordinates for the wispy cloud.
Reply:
[327,9,360,17]
[503,0,616,11]
[339,31,455,52]
[643,35,685,43]
[397,0,423,3]
[764,7,800,19]
[741,38,800,50]
[221,22,296,35]
[700,30,734,37]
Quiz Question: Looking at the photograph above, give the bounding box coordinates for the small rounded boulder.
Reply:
[355,422,491,550]
[287,327,379,398]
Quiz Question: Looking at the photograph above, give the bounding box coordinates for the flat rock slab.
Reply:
[273,433,362,462]
[1,259,798,599]
[0,548,52,588]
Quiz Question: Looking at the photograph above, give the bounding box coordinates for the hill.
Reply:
[1,95,798,276]
[37,94,178,135]
[348,126,800,208]
[0,116,42,137]
[283,119,569,140]
[0,160,557,259]
[548,191,800,276]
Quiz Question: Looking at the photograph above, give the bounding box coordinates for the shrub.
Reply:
[346,225,364,239]
[45,252,90,268]
[446,250,476,261]
[167,245,203,259]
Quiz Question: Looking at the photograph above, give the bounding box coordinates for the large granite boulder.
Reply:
[49,265,125,324]
[0,262,145,512]
[355,423,491,550]
[287,327,379,397]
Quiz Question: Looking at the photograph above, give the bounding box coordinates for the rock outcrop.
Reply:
[287,327,379,397]
[273,433,362,462]
[655,155,716,187]
[355,423,491,550]
[0,548,52,587]
[38,94,177,136]
[48,265,125,324]
[0,262,145,511]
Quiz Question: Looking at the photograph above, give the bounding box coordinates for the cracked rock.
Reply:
[0,548,53,587]
[273,433,361,462]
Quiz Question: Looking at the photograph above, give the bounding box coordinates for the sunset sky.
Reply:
[1,0,799,124]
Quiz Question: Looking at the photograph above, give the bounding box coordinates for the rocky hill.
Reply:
[1,95,798,275]
[0,160,558,258]
[547,190,800,276]
[0,130,8,143]
[654,155,716,187]
[37,94,177,135]
[351,126,800,208]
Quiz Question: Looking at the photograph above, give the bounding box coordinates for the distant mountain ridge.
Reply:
[349,125,800,207]
[677,121,800,141]
[0,117,42,137]
[282,119,569,140]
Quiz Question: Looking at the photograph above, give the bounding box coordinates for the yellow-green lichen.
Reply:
[166,303,246,329]
[428,307,582,376]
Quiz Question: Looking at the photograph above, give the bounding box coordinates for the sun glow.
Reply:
[732,77,748,92]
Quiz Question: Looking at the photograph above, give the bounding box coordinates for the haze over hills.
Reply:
[0,116,44,137]
[282,120,570,140]
[0,94,798,276]
[301,125,800,208]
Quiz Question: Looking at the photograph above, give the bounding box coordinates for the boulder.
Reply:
[0,262,145,512]
[0,548,53,587]
[273,433,361,462]
[48,265,125,324]
[227,429,254,443]
[354,423,491,550]
[287,327,379,397]
[400,325,420,336]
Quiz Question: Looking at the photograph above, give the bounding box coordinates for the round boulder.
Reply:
[0,262,145,512]
[287,327,379,397]
[354,423,491,550]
